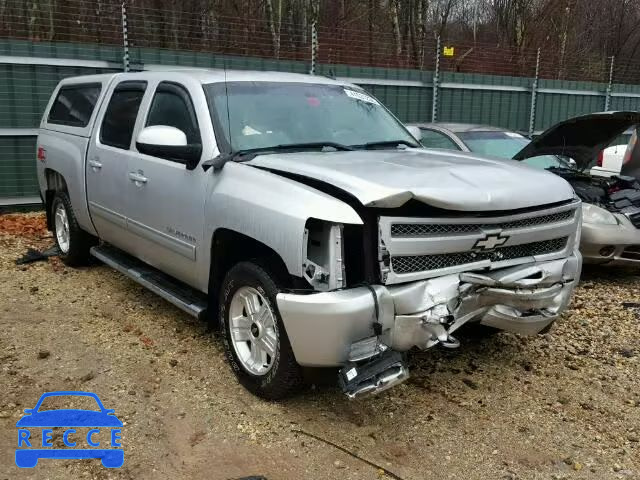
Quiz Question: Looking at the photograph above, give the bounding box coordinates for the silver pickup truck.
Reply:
[36,70,582,399]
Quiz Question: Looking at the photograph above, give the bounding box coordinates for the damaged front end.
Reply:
[279,253,581,399]
[278,200,582,399]
[359,255,579,399]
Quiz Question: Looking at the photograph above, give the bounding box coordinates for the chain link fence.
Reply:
[1,0,640,203]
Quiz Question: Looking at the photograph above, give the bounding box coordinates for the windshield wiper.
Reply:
[202,142,353,171]
[239,142,354,158]
[354,140,419,150]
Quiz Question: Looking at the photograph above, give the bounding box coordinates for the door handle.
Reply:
[128,172,148,184]
[88,159,102,170]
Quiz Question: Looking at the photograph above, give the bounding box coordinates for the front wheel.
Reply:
[220,261,303,399]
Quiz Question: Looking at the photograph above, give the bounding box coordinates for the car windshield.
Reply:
[457,130,571,169]
[204,81,418,153]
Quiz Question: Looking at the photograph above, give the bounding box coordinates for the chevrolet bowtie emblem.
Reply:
[473,233,509,251]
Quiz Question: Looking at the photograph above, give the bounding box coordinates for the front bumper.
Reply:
[581,214,640,266]
[277,252,582,366]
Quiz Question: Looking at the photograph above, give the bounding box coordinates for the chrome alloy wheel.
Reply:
[229,286,278,375]
[54,201,70,253]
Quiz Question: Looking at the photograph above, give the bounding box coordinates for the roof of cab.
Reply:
[58,73,119,85]
[151,68,355,86]
[58,69,356,88]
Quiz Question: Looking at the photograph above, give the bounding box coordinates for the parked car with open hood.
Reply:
[37,70,582,400]
[410,112,640,266]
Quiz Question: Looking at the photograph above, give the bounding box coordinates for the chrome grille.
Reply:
[391,237,569,274]
[390,210,574,237]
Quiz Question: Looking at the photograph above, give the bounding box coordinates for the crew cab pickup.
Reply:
[36,70,582,399]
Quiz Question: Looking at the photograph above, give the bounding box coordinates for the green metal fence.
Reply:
[1,38,640,204]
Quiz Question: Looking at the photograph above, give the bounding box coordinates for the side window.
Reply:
[48,83,101,127]
[420,129,461,150]
[100,81,147,150]
[146,82,200,144]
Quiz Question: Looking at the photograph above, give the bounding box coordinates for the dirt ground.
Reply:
[1,213,639,480]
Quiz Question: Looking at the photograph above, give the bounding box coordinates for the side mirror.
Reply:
[136,125,202,171]
[23,408,34,414]
[405,125,422,142]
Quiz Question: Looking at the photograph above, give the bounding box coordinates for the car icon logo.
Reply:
[15,391,123,468]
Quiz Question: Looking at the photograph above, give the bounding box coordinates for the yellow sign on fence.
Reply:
[443,46,455,57]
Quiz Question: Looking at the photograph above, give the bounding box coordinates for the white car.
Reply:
[591,128,635,177]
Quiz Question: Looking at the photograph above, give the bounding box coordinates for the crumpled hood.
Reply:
[246,148,575,210]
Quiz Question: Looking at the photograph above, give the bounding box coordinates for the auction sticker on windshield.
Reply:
[344,89,380,105]
[15,391,123,468]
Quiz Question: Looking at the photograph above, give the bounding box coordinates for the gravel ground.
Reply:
[1,213,639,480]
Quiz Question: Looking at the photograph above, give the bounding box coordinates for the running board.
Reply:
[90,244,208,320]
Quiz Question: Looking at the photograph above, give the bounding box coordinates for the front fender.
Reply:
[204,162,362,277]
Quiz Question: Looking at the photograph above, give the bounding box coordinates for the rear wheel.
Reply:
[220,261,303,399]
[51,191,96,267]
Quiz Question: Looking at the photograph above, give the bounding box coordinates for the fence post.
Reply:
[309,0,319,75]
[121,1,130,72]
[604,55,615,111]
[528,48,540,137]
[431,36,441,122]
[309,20,318,75]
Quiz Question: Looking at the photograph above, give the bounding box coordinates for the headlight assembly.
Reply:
[582,204,618,225]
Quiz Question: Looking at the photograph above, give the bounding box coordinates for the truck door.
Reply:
[125,80,209,288]
[86,80,147,252]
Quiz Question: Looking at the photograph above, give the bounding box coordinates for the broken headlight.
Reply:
[302,219,346,291]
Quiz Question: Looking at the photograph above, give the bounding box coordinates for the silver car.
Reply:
[36,70,584,399]
[410,114,640,266]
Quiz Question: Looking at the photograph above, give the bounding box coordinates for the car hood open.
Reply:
[246,148,575,211]
[513,111,640,170]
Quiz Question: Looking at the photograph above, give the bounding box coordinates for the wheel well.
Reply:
[44,169,68,230]
[208,229,298,326]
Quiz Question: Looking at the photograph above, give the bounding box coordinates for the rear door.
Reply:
[125,79,211,288]
[86,79,147,251]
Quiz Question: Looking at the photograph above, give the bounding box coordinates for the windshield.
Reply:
[204,81,417,153]
[457,130,570,169]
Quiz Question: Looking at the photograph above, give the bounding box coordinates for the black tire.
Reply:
[51,191,96,267]
[219,261,303,399]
